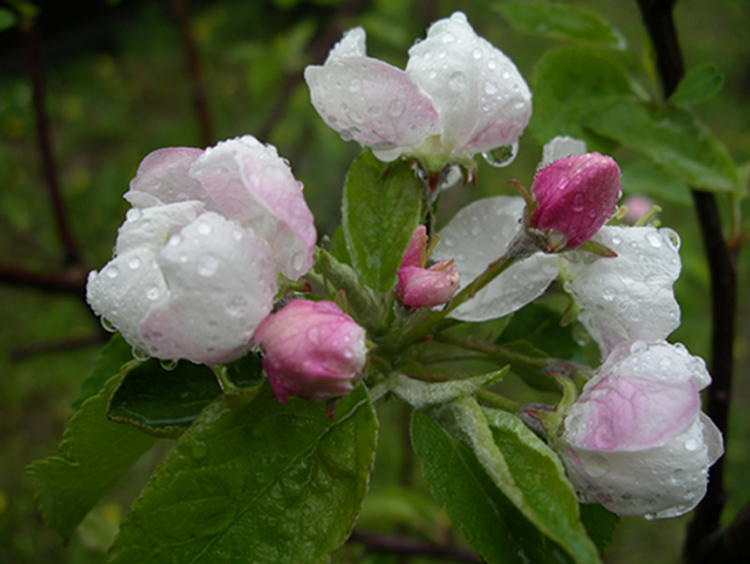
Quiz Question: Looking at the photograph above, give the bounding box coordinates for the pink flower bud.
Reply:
[556,340,723,518]
[397,225,460,309]
[529,152,622,251]
[252,299,367,404]
[398,262,460,309]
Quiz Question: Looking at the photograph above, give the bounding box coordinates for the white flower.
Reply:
[304,12,531,165]
[555,340,723,518]
[86,136,317,365]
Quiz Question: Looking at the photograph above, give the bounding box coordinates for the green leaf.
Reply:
[579,504,619,556]
[314,247,383,332]
[412,410,573,564]
[342,151,422,293]
[482,407,601,563]
[669,63,724,107]
[108,385,378,564]
[530,46,633,151]
[73,334,134,409]
[329,226,352,266]
[620,160,693,206]
[26,373,157,543]
[414,397,600,564]
[495,0,624,48]
[108,360,223,439]
[0,8,17,31]
[222,352,265,390]
[585,100,740,192]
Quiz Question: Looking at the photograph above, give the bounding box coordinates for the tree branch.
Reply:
[348,530,480,563]
[635,2,737,562]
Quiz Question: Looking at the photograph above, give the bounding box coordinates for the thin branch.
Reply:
[23,14,80,265]
[348,530,480,563]
[168,0,213,147]
[11,333,107,362]
[634,1,738,562]
[0,263,87,297]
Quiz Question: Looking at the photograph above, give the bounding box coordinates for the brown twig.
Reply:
[0,263,87,297]
[634,1,738,562]
[11,333,107,362]
[349,530,480,563]
[168,0,214,147]
[23,13,80,265]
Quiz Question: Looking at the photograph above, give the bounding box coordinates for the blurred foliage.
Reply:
[0,0,749,562]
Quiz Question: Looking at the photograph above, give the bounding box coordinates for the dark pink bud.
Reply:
[530,152,622,251]
[252,299,367,404]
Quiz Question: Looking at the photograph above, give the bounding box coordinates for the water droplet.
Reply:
[572,193,585,212]
[661,228,681,250]
[644,513,656,521]
[443,238,456,248]
[470,224,481,236]
[105,265,119,278]
[621,275,634,285]
[646,232,663,248]
[190,440,207,460]
[128,257,141,269]
[197,256,219,277]
[226,294,249,316]
[101,317,117,333]
[484,81,498,95]
[232,229,243,241]
[168,234,182,247]
[388,100,404,117]
[684,438,699,451]
[349,78,361,92]
[448,71,466,91]
[583,453,610,478]
[340,129,354,142]
[487,59,497,70]
[132,347,149,361]
[160,359,178,371]
[126,208,142,222]
[472,48,482,59]
[442,32,454,43]
[146,286,161,300]
[501,68,511,79]
[482,142,519,168]
[197,222,212,236]
[291,252,305,271]
[602,287,615,301]
[611,235,622,245]
[307,326,321,345]
[367,105,382,116]
[428,70,438,79]
[630,340,648,354]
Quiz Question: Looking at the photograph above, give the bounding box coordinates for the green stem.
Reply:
[435,333,548,370]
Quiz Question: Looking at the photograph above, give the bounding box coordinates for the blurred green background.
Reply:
[1,0,748,562]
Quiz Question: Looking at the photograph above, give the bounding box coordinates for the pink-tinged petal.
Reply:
[567,227,682,356]
[139,212,277,365]
[530,152,622,250]
[401,225,428,268]
[125,147,215,209]
[406,12,531,156]
[189,136,316,279]
[433,196,557,321]
[253,299,367,404]
[305,57,440,161]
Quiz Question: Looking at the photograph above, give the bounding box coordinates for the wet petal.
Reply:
[433,196,557,321]
[406,12,531,155]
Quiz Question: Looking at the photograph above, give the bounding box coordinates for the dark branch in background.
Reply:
[258,0,370,142]
[168,0,214,147]
[349,530,480,563]
[635,1,738,563]
[0,264,87,297]
[23,14,80,266]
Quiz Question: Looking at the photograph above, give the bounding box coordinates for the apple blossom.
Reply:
[86,136,317,365]
[304,12,531,171]
[555,340,723,518]
[397,226,460,309]
[252,299,367,404]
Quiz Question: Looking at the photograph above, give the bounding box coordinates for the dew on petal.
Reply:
[197,222,212,236]
[472,48,483,59]
[349,78,362,92]
[101,317,117,333]
[146,286,161,300]
[646,232,663,248]
[482,142,518,168]
[449,71,466,91]
[197,256,219,277]
[128,257,141,269]
[126,208,142,222]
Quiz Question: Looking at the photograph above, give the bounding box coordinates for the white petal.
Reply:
[86,247,167,353]
[304,57,439,159]
[115,201,203,255]
[566,226,681,356]
[433,196,557,321]
[406,12,531,155]
[140,212,277,365]
[540,136,587,167]
[326,27,367,61]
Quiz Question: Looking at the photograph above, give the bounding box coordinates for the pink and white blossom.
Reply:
[304,12,531,164]
[252,299,367,404]
[86,136,317,365]
[555,340,723,518]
